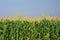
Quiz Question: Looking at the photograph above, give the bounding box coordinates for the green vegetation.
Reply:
[0,15,60,40]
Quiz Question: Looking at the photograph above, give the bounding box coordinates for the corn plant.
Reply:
[0,15,60,40]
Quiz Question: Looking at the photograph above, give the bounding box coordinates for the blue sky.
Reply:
[0,0,60,18]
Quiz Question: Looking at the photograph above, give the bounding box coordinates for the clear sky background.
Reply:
[0,0,60,18]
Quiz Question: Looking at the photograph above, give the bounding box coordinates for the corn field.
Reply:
[0,14,60,40]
